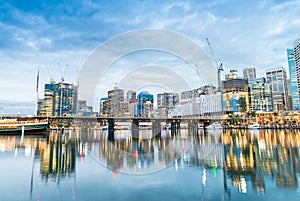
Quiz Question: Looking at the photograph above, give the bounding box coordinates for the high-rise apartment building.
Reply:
[157,92,179,117]
[157,92,179,109]
[265,67,289,111]
[243,67,256,80]
[99,98,109,117]
[107,83,124,117]
[248,77,273,112]
[137,91,153,117]
[127,90,137,103]
[39,81,78,116]
[293,39,300,108]
[287,49,300,110]
[222,70,249,113]
[225,70,238,80]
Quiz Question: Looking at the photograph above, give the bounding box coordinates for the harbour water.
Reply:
[0,128,300,201]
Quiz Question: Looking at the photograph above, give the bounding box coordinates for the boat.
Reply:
[0,119,48,134]
[206,122,223,130]
[248,122,260,129]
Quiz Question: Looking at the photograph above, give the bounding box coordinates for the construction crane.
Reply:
[45,64,55,83]
[206,38,223,91]
[57,62,68,82]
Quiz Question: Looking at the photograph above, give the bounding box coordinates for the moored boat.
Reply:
[0,119,48,134]
[248,122,260,129]
[206,122,223,130]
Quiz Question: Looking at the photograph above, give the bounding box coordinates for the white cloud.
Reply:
[1,0,300,113]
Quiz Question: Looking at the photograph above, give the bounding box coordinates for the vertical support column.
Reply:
[132,120,139,139]
[152,121,161,139]
[20,126,25,144]
[203,120,210,130]
[108,119,115,141]
[171,121,180,136]
[188,121,198,135]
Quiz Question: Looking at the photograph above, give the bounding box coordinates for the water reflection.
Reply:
[40,129,76,182]
[0,127,300,200]
[223,129,300,194]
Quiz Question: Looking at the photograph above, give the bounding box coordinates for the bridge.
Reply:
[2,116,228,139]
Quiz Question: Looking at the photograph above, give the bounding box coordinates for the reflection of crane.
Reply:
[206,38,223,91]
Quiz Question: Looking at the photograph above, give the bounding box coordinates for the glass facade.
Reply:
[248,77,273,112]
[137,91,154,117]
[243,67,256,80]
[108,86,124,117]
[287,49,300,110]
[265,67,289,111]
[222,78,249,113]
[39,82,77,116]
[293,39,300,107]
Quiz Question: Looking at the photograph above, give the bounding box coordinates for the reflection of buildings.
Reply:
[92,129,224,174]
[40,130,76,182]
[223,129,300,193]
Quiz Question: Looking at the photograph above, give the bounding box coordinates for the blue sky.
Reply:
[0,0,300,114]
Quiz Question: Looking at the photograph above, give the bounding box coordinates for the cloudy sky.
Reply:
[0,0,300,114]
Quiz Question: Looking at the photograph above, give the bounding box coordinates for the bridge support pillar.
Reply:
[171,121,180,136]
[188,121,198,135]
[108,120,115,141]
[132,121,139,139]
[152,121,161,139]
[203,121,210,130]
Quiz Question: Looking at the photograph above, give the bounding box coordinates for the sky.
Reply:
[0,0,300,114]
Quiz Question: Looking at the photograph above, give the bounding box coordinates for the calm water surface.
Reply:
[0,128,300,201]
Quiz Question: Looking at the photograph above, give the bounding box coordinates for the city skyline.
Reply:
[1,0,300,114]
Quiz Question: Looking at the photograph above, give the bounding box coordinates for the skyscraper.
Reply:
[127,90,137,103]
[99,97,109,117]
[287,49,300,110]
[222,70,249,113]
[107,83,124,117]
[137,91,153,117]
[225,70,238,80]
[243,67,256,80]
[265,67,289,111]
[39,81,78,116]
[248,77,273,112]
[293,38,300,107]
[157,92,179,117]
[157,92,179,109]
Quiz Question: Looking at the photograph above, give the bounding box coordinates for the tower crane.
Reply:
[57,62,68,82]
[45,64,55,83]
[206,38,223,91]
